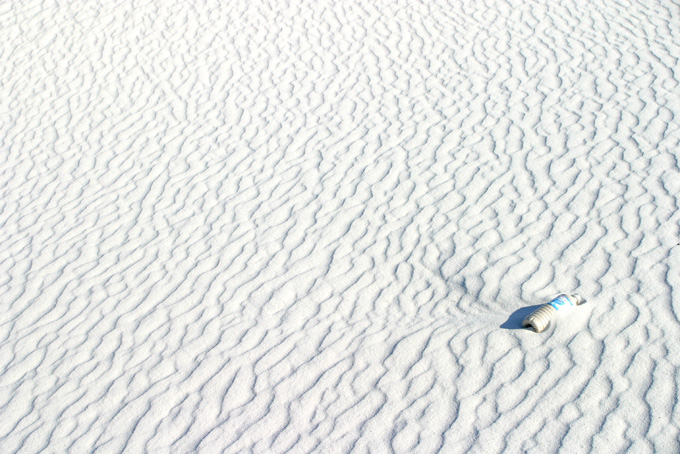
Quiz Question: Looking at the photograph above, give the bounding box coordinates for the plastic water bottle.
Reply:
[522,293,585,332]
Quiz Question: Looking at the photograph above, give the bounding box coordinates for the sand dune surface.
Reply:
[1,0,679,452]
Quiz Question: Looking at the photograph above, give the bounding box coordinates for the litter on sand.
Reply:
[522,294,586,333]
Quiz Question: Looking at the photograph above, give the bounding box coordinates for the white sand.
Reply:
[1,0,679,452]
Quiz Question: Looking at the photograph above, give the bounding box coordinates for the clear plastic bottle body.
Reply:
[522,294,584,332]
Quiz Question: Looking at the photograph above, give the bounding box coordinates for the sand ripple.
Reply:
[1,0,679,452]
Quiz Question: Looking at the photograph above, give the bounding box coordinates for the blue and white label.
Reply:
[548,295,575,311]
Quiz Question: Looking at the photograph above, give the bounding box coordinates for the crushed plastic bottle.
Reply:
[522,293,585,333]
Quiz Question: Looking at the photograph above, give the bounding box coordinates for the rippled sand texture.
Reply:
[2,0,680,452]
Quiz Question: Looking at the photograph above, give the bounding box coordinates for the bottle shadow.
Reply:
[500,304,543,330]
